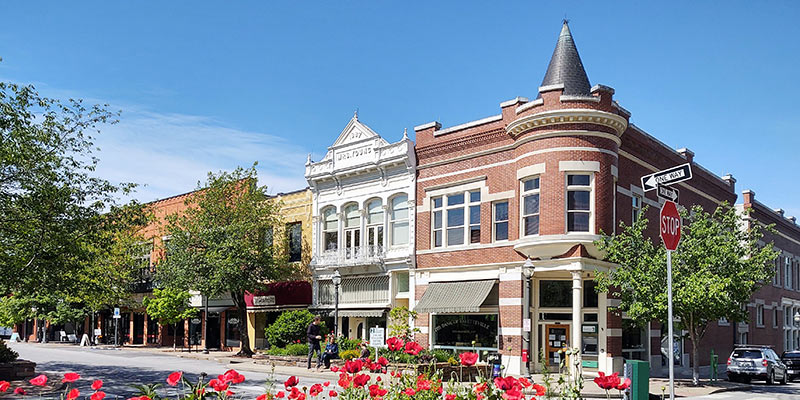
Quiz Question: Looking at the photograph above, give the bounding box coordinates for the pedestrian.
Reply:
[319,334,339,370]
[306,315,323,369]
[358,342,370,361]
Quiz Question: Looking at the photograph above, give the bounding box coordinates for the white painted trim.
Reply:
[538,84,565,93]
[610,165,618,178]
[607,328,622,337]
[507,109,628,136]
[559,160,600,172]
[414,121,441,131]
[418,147,616,183]
[499,298,523,306]
[418,326,429,334]
[516,163,546,180]
[560,95,600,103]
[516,99,544,114]
[499,271,522,281]
[500,327,522,336]
[617,185,632,197]
[500,97,529,108]
[435,115,502,136]
[424,175,487,192]
[485,190,515,202]
[416,240,514,255]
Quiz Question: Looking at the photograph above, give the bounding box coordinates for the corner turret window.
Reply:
[493,201,509,242]
[566,174,592,233]
[322,207,338,251]
[521,177,540,236]
[390,195,409,246]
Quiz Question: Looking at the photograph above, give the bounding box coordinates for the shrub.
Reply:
[265,310,319,348]
[336,336,362,352]
[339,349,360,360]
[429,349,455,363]
[286,343,309,356]
[0,339,18,363]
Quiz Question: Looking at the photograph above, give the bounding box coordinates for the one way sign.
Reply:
[657,185,679,202]
[641,163,692,192]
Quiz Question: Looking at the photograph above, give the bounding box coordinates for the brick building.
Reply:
[411,21,741,376]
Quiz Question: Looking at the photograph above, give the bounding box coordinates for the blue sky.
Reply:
[1,2,798,217]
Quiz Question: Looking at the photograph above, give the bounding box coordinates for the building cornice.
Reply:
[506,109,628,137]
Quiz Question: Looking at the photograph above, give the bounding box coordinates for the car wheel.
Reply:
[767,371,775,385]
[780,370,787,385]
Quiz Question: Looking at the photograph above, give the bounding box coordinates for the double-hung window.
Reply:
[567,174,592,232]
[322,207,338,251]
[786,256,793,289]
[431,190,481,247]
[366,199,384,251]
[632,195,642,223]
[390,195,409,246]
[343,204,360,259]
[287,222,302,262]
[756,304,764,327]
[521,177,540,236]
[493,201,509,241]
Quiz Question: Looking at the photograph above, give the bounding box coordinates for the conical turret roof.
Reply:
[540,21,591,96]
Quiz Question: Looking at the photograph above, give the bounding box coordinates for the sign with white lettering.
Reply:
[641,163,692,192]
[335,146,374,169]
[113,307,121,319]
[660,201,682,251]
[657,185,680,203]
[253,295,276,306]
[369,327,385,347]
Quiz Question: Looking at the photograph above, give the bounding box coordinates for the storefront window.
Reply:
[433,314,498,349]
[226,312,241,348]
[583,280,598,308]
[622,319,646,361]
[539,281,571,308]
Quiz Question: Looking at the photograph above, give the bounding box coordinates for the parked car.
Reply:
[727,345,788,384]
[781,350,800,382]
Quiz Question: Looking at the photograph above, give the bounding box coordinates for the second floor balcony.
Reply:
[312,245,385,268]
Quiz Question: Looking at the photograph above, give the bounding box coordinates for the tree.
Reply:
[0,80,145,305]
[265,309,317,348]
[155,165,288,356]
[388,305,419,341]
[594,203,778,385]
[143,288,197,350]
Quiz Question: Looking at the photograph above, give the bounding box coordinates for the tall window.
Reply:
[493,201,509,241]
[366,199,384,249]
[756,304,764,327]
[322,207,338,251]
[287,222,302,262]
[786,256,793,289]
[774,257,781,286]
[632,195,642,223]
[774,307,779,328]
[567,174,592,232]
[432,190,481,247]
[343,203,360,258]
[390,195,409,246]
[521,177,540,236]
[263,227,274,249]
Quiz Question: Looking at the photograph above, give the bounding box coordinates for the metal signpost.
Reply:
[113,307,121,347]
[369,326,385,364]
[660,200,681,400]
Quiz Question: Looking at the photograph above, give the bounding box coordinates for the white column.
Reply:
[571,271,583,376]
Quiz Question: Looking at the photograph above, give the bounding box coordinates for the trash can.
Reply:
[626,360,649,400]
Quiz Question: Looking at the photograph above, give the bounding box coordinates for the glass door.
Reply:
[344,229,360,259]
[544,324,570,368]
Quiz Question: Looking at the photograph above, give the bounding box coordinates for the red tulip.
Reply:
[352,374,370,388]
[91,391,106,400]
[284,376,299,389]
[445,394,456,400]
[474,382,487,393]
[166,371,183,386]
[29,375,47,386]
[288,387,303,400]
[338,374,351,389]
[330,366,339,372]
[309,383,323,397]
[402,388,416,396]
[376,376,381,382]
[616,377,632,391]
[501,387,523,400]
[323,381,330,387]
[256,395,268,400]
[459,352,479,366]
[328,390,338,397]
[368,384,387,397]
[416,379,431,391]
[91,380,103,390]
[276,391,286,398]
[493,376,520,391]
[225,390,234,397]
[344,359,364,373]
[223,369,244,384]
[14,387,26,395]
[403,341,422,356]
[386,337,404,352]
[62,373,81,383]
[0,381,9,392]
[67,388,80,400]
[532,384,546,396]
[593,372,621,390]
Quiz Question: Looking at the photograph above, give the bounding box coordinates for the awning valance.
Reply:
[327,309,385,318]
[414,280,497,314]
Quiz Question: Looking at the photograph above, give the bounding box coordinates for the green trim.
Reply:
[582,360,599,368]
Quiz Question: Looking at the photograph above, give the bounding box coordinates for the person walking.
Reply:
[306,315,323,369]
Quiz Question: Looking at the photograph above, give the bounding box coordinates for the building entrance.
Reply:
[544,324,570,368]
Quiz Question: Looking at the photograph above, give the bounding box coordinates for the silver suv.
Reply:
[727,346,788,385]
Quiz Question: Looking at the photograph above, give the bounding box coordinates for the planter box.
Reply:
[0,360,37,381]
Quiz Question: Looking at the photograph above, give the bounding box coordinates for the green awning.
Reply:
[414,280,497,313]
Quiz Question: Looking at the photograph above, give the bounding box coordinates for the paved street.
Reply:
[7,342,330,399]
[685,380,800,399]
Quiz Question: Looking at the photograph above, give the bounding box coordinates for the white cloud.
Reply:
[94,107,310,203]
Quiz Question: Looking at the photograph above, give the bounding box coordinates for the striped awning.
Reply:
[414,280,497,313]
[327,309,385,318]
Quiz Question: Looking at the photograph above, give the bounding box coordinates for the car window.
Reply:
[732,350,764,359]
[783,352,800,358]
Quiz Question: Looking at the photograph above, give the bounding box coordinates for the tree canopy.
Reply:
[594,202,777,384]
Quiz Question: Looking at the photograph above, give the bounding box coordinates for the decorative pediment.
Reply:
[331,113,388,149]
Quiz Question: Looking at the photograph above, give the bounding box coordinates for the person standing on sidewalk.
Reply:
[306,315,323,369]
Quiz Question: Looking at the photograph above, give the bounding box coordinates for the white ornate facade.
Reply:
[306,113,416,340]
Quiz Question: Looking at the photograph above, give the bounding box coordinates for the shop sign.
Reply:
[581,324,598,333]
[369,327,385,347]
[228,318,240,325]
[253,295,276,306]
[191,318,201,325]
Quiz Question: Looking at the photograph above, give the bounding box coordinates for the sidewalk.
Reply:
[29,343,753,398]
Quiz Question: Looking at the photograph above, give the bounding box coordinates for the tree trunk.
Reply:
[690,326,700,386]
[231,291,253,357]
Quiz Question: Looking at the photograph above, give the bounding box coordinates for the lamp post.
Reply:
[522,257,535,378]
[203,295,209,354]
[333,269,342,337]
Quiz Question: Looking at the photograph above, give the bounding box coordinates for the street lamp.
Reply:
[203,295,209,354]
[794,311,800,326]
[333,269,342,337]
[522,257,535,378]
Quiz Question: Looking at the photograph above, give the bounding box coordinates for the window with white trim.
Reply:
[773,307,779,328]
[738,331,748,345]
[343,203,360,259]
[521,177,540,236]
[566,174,592,232]
[322,207,338,251]
[431,190,480,248]
[718,317,729,326]
[632,194,642,223]
[773,257,781,286]
[390,195,409,246]
[365,199,384,249]
[756,304,764,327]
[493,201,509,242]
[786,256,793,289]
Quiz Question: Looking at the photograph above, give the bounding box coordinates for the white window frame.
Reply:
[389,194,409,247]
[718,317,730,326]
[431,190,481,248]
[493,200,509,242]
[774,256,781,287]
[773,307,779,328]
[365,198,384,249]
[756,304,764,327]
[786,256,793,290]
[565,173,594,234]
[632,194,642,223]
[321,206,339,252]
[342,203,361,259]
[520,176,541,237]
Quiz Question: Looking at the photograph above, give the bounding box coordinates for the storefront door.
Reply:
[544,324,570,368]
[207,314,221,349]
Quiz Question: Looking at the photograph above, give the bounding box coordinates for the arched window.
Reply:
[365,199,384,251]
[390,195,409,246]
[322,207,338,251]
[343,203,360,258]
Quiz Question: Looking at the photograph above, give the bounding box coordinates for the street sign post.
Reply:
[641,163,692,192]
[660,200,681,400]
[113,307,121,348]
[657,185,679,203]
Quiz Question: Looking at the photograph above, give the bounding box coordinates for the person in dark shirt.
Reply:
[306,315,323,369]
[320,334,339,370]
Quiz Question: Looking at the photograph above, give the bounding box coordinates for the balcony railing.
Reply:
[312,245,385,267]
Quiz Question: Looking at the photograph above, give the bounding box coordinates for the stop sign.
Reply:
[660,200,681,251]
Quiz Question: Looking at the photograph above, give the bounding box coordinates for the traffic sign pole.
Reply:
[667,249,675,400]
